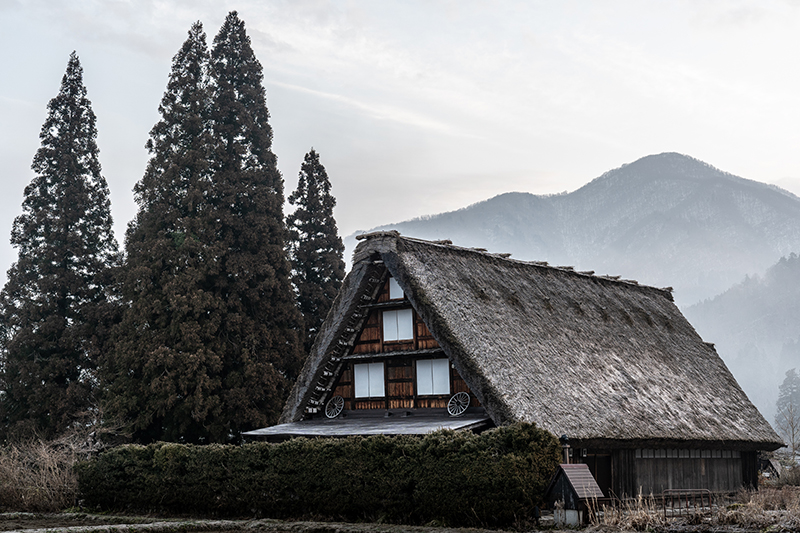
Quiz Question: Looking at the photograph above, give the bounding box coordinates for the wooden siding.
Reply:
[330,356,478,411]
[634,457,742,493]
[580,448,750,497]
[352,274,440,356]
[611,449,637,498]
[353,311,381,354]
[416,319,439,350]
[742,451,758,488]
[328,270,473,412]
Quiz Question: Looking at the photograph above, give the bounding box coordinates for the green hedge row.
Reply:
[76,423,560,527]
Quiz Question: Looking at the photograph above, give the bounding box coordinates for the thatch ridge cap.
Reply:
[355,231,674,301]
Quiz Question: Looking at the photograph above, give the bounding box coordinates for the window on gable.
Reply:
[354,362,385,398]
[382,309,413,342]
[416,358,450,395]
[389,277,404,300]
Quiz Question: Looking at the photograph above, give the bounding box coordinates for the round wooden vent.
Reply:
[325,395,344,418]
[447,392,470,417]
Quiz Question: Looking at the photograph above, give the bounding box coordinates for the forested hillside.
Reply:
[685,253,800,420]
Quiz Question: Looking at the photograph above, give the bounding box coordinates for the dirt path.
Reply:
[0,513,524,533]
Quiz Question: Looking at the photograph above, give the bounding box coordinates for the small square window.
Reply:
[416,359,450,395]
[383,309,413,341]
[389,277,404,300]
[354,362,385,398]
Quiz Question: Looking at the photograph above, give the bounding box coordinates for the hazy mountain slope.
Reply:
[352,153,800,305]
[685,253,800,421]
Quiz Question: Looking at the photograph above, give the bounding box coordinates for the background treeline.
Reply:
[0,13,344,444]
[75,423,561,527]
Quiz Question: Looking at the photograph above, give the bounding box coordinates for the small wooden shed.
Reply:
[545,464,607,526]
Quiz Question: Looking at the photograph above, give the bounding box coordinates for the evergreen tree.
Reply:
[776,368,800,459]
[107,14,301,443]
[103,23,218,442]
[204,11,302,437]
[287,149,345,352]
[0,53,118,439]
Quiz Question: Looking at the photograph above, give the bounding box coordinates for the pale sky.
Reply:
[3,0,800,284]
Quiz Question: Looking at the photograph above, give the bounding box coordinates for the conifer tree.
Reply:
[204,11,302,437]
[287,149,345,352]
[0,53,118,439]
[108,15,301,443]
[103,23,218,442]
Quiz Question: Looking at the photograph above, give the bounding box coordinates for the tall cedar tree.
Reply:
[108,15,301,443]
[0,53,118,439]
[104,23,219,442]
[205,11,302,437]
[287,149,345,352]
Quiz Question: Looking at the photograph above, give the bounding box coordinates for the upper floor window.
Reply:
[416,358,450,395]
[389,277,404,300]
[383,309,413,342]
[354,362,385,398]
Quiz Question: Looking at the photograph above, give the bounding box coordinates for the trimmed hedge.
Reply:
[76,423,560,527]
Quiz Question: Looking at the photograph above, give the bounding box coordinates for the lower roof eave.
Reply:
[243,410,494,440]
[566,436,785,452]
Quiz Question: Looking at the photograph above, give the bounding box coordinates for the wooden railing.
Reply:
[662,489,713,518]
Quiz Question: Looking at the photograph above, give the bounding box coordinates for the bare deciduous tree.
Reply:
[776,368,800,461]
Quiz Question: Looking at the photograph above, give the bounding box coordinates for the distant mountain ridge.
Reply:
[351,152,800,306]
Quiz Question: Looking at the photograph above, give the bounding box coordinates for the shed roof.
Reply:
[280,232,782,450]
[546,464,606,501]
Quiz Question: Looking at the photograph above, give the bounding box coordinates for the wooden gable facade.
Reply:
[325,272,478,414]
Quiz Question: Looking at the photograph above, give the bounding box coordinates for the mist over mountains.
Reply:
[350,152,800,307]
[685,254,800,421]
[348,152,800,420]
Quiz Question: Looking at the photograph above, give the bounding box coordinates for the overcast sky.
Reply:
[3,0,800,283]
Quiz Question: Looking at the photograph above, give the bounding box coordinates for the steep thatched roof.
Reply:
[281,232,782,450]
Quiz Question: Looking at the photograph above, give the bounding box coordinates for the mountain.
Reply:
[351,153,800,306]
[685,253,800,421]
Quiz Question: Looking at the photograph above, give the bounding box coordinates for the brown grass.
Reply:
[589,494,668,530]
[0,433,88,512]
[774,464,800,487]
[588,487,800,531]
[712,486,800,530]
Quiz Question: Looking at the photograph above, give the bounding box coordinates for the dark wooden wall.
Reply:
[581,448,752,497]
[633,457,742,493]
[741,451,758,488]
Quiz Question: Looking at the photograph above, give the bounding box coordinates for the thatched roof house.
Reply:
[247,231,782,496]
